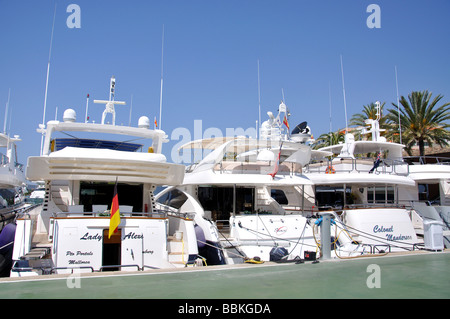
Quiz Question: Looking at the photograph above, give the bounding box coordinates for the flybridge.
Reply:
[38,76,166,156]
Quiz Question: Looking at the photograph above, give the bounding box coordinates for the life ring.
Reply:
[325,165,335,174]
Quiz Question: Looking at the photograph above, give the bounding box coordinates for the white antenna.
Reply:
[257,59,261,139]
[84,93,90,123]
[395,66,402,144]
[40,3,57,156]
[3,88,10,133]
[375,100,381,121]
[94,76,126,125]
[159,24,164,130]
[128,94,133,126]
[329,82,332,144]
[340,55,349,133]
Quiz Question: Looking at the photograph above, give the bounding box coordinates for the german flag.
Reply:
[108,180,120,239]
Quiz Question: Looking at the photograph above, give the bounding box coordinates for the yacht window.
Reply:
[157,188,188,209]
[79,182,143,212]
[418,183,440,203]
[198,186,255,221]
[271,189,288,205]
[367,186,395,204]
[315,186,352,209]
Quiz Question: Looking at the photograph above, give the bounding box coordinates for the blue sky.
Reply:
[1,0,449,165]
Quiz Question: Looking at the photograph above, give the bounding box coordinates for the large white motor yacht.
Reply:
[156,102,365,264]
[306,102,422,252]
[10,77,195,277]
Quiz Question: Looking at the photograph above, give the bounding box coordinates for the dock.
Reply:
[1,249,449,299]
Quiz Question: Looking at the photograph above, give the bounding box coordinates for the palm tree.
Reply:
[350,102,387,128]
[313,131,345,149]
[387,90,450,156]
[349,102,388,142]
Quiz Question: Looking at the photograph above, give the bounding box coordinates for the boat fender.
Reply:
[244,256,264,264]
[0,223,16,277]
[194,224,206,249]
[269,246,289,261]
[0,223,16,255]
[325,165,335,174]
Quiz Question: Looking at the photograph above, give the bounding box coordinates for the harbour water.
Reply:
[1,250,448,299]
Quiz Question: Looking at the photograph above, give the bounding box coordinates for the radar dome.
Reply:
[63,109,76,122]
[138,116,150,128]
[256,149,275,162]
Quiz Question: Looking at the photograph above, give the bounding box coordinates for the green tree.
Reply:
[313,131,345,149]
[350,102,387,128]
[388,90,450,156]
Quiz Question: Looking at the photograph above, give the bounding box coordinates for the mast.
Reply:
[94,76,126,125]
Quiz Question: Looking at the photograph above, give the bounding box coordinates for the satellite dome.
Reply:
[63,109,76,122]
[138,116,150,128]
[256,149,275,162]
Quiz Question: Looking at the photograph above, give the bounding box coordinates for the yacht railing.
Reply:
[320,202,409,211]
[53,211,168,218]
[11,263,157,275]
[304,157,409,176]
[156,205,196,220]
[213,161,303,176]
[404,156,450,165]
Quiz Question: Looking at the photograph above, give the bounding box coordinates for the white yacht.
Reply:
[0,132,27,276]
[0,133,25,191]
[0,132,26,211]
[156,102,363,265]
[10,77,196,277]
[27,182,46,204]
[404,155,450,247]
[306,102,422,252]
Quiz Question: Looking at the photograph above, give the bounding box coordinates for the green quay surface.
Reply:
[1,251,449,299]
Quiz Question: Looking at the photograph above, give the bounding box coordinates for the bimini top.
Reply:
[52,138,143,152]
